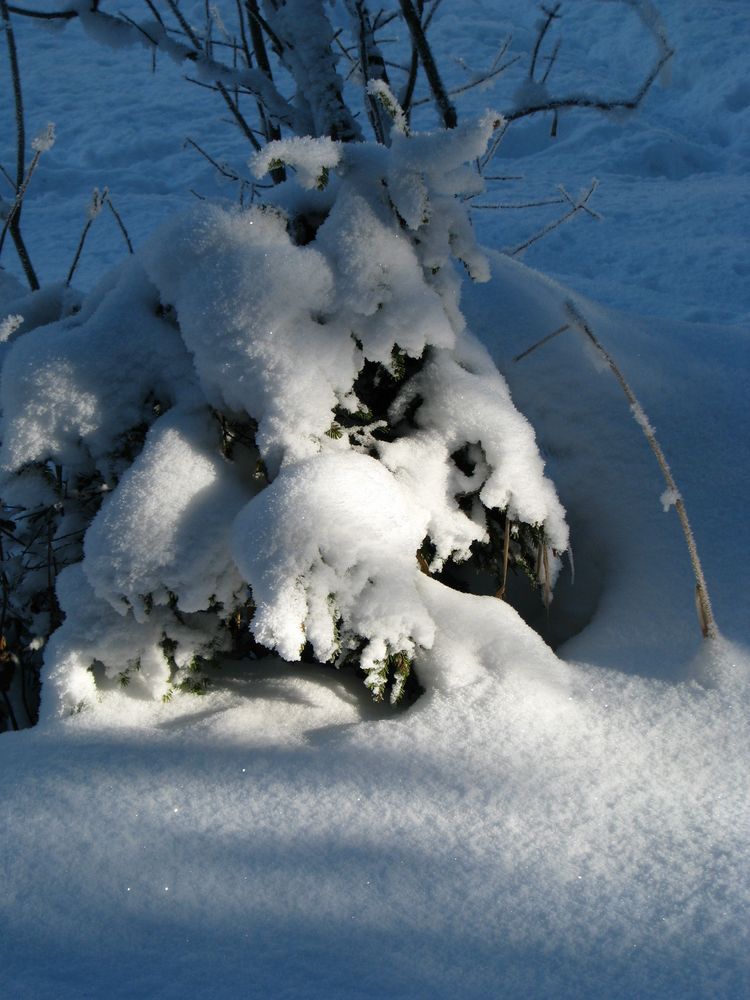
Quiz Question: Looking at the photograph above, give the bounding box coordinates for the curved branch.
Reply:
[506,33,674,125]
[6,5,77,19]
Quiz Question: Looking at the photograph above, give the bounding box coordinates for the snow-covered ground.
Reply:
[2,2,748,997]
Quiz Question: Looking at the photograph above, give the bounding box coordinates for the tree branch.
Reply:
[398,0,456,128]
[1,0,39,289]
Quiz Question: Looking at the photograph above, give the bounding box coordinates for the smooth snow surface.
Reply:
[1,1,748,997]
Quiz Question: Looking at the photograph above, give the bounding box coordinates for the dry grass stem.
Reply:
[564,300,717,639]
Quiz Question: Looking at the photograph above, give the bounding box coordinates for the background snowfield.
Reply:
[1,2,749,998]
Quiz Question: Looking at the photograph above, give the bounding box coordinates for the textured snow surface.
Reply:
[1,1,749,997]
[3,633,749,1000]
[233,452,433,671]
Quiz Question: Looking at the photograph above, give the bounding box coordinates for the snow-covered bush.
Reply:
[0,0,670,725]
[0,104,567,718]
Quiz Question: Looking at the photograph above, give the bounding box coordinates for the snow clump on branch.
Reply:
[0,111,567,718]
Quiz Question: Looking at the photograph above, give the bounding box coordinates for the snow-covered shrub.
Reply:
[0,104,567,719]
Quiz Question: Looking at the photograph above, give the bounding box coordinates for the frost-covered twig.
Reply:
[8,1,298,134]
[529,2,561,81]
[410,46,519,109]
[505,38,673,125]
[505,179,598,256]
[0,0,39,288]
[66,187,107,286]
[244,0,284,166]
[353,1,393,144]
[470,196,566,211]
[564,301,717,639]
[105,194,133,255]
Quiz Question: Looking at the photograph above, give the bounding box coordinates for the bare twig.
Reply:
[399,0,456,128]
[495,517,511,600]
[164,0,201,49]
[142,0,165,28]
[216,80,262,150]
[411,54,519,107]
[117,10,158,46]
[506,43,674,124]
[1,0,39,289]
[105,195,133,254]
[9,1,297,132]
[0,164,15,190]
[470,196,566,210]
[541,38,561,85]
[529,2,561,81]
[352,1,391,144]
[6,4,76,19]
[564,300,717,639]
[513,323,570,363]
[66,188,107,286]
[0,127,53,270]
[185,136,240,181]
[506,179,598,256]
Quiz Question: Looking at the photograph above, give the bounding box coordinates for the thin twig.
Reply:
[495,517,511,600]
[513,323,570,363]
[117,11,158,45]
[506,179,598,256]
[529,2,561,81]
[6,4,76,18]
[399,0,456,128]
[411,55,519,107]
[564,300,717,639]
[0,139,48,265]
[105,195,133,254]
[506,45,674,124]
[541,38,561,85]
[471,196,566,210]
[2,690,19,731]
[66,188,107,286]
[1,0,39,288]
[216,80,262,150]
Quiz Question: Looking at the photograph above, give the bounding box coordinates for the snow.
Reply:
[84,408,252,618]
[1,1,749,997]
[232,451,434,685]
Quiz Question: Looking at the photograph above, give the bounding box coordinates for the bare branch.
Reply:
[348,1,391,143]
[506,44,674,125]
[142,0,165,28]
[411,54,519,108]
[6,5,76,20]
[513,323,570,362]
[185,136,235,177]
[399,0,456,128]
[506,179,598,256]
[66,187,108,287]
[1,0,39,288]
[105,194,133,255]
[0,164,16,191]
[541,38,561,85]
[471,196,566,210]
[564,301,717,639]
[529,2,561,81]
[10,1,297,134]
[216,79,262,151]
